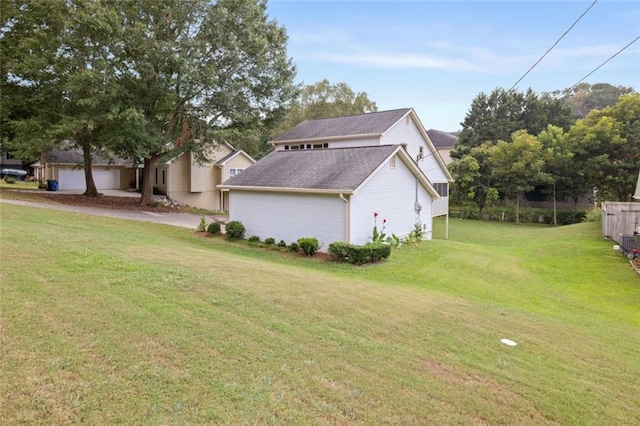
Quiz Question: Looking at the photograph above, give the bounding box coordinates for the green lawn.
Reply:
[1,204,638,424]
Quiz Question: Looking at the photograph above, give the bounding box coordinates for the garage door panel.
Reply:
[58,169,120,190]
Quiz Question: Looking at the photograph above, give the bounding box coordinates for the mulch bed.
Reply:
[36,193,181,213]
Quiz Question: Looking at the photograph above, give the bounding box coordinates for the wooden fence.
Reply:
[601,202,640,243]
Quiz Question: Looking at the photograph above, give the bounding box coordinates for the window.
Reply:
[433,183,448,197]
[389,156,396,169]
[284,143,328,150]
[154,168,158,184]
[162,170,165,185]
[230,168,244,177]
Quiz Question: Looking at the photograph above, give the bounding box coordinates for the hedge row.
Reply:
[328,242,391,265]
[450,206,586,225]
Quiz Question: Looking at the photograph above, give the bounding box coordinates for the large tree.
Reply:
[2,0,134,196]
[490,130,550,223]
[271,79,377,137]
[558,82,636,119]
[113,0,297,205]
[448,142,498,214]
[452,88,573,159]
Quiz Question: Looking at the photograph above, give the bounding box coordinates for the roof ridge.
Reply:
[300,108,412,123]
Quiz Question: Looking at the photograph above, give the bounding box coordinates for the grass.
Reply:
[1,204,639,424]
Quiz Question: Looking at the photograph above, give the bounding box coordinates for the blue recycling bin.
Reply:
[47,179,58,191]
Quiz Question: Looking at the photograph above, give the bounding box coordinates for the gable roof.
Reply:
[215,149,255,167]
[271,108,412,143]
[219,145,438,197]
[427,129,458,149]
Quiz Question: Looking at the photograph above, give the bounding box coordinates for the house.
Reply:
[34,142,254,212]
[219,108,454,250]
[32,149,137,191]
[426,129,458,165]
[152,143,255,211]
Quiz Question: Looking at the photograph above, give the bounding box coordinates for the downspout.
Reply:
[339,193,350,243]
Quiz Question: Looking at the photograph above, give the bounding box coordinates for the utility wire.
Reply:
[569,35,640,90]
[509,0,598,91]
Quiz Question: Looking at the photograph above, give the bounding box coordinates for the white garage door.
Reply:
[58,169,120,191]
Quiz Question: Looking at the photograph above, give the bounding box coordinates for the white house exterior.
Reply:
[220,144,439,251]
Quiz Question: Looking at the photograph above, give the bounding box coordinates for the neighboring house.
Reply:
[634,170,640,200]
[152,143,255,212]
[426,129,458,165]
[32,149,136,191]
[220,108,454,250]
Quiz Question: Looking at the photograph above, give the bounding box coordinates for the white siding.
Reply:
[381,117,449,183]
[229,191,345,251]
[350,155,433,244]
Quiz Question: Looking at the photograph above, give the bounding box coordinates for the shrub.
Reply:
[264,237,276,245]
[297,237,319,256]
[207,222,221,235]
[328,241,350,261]
[329,241,391,265]
[277,240,287,248]
[197,216,207,232]
[248,235,261,243]
[288,242,299,252]
[226,220,245,240]
[4,176,16,184]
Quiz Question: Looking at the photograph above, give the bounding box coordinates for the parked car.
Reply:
[0,168,27,180]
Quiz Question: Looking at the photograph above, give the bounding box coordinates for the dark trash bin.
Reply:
[47,179,58,191]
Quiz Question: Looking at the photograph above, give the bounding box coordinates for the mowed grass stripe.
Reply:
[1,203,639,424]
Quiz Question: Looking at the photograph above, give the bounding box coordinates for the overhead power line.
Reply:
[569,35,640,90]
[509,0,598,91]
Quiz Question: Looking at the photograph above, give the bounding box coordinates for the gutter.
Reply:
[339,193,350,243]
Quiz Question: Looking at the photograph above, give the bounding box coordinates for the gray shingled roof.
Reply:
[222,145,400,191]
[272,108,412,142]
[45,149,133,166]
[426,129,458,149]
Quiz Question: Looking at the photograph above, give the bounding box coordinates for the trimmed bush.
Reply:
[248,235,260,243]
[277,240,287,248]
[328,241,350,261]
[288,242,299,253]
[297,237,319,256]
[207,221,221,235]
[329,241,391,265]
[225,220,245,240]
[264,237,276,245]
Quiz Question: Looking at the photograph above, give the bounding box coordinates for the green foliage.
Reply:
[264,237,276,245]
[207,222,221,235]
[297,237,319,256]
[288,242,299,253]
[403,222,425,245]
[272,79,377,137]
[248,235,261,243]
[557,82,636,119]
[197,216,207,232]
[277,240,287,248]
[225,221,246,240]
[4,176,17,184]
[329,242,391,265]
[449,205,586,225]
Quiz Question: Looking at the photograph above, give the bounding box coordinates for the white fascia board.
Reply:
[216,185,355,195]
[269,132,384,147]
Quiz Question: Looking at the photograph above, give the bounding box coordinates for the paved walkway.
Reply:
[0,197,227,230]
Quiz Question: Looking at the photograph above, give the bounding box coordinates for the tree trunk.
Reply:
[140,156,159,206]
[82,143,99,197]
[553,183,558,226]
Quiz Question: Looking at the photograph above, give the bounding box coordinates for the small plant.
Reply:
[37,181,47,189]
[288,242,299,252]
[207,221,221,235]
[277,240,287,248]
[197,216,207,232]
[297,237,319,256]
[371,212,387,243]
[403,222,424,245]
[264,237,276,245]
[248,235,261,243]
[225,220,245,240]
[4,175,17,184]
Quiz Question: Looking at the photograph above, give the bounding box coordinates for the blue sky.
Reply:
[266,0,640,131]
